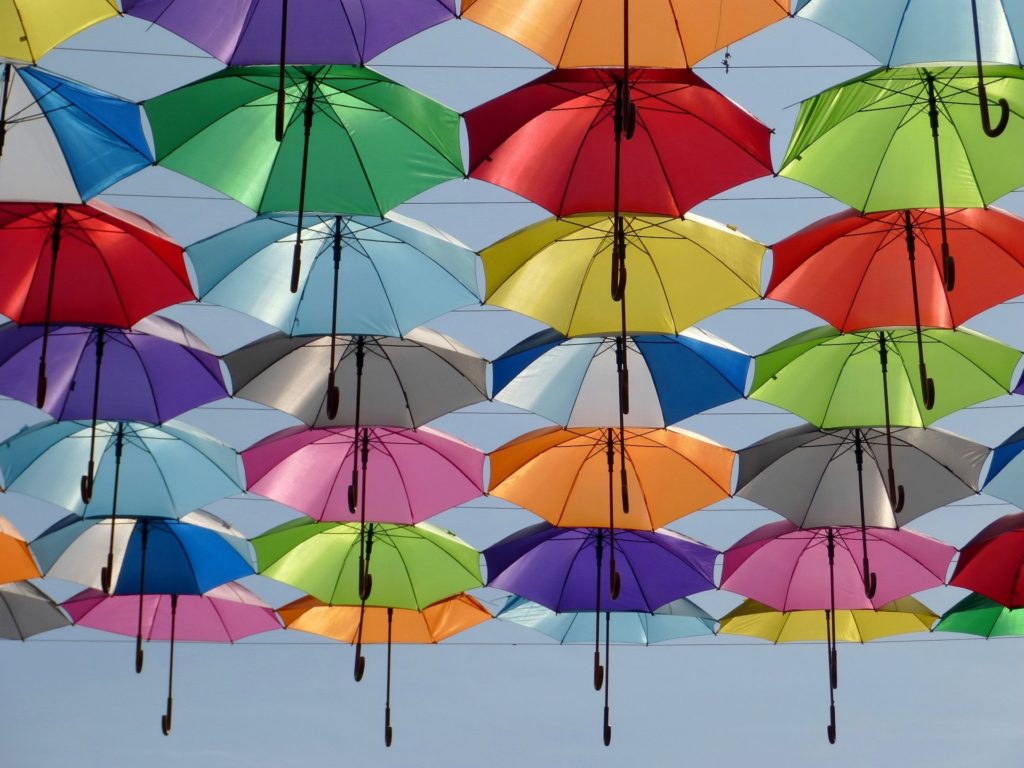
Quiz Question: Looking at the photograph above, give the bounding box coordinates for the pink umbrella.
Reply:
[63,582,281,735]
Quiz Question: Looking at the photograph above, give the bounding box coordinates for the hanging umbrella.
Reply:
[64,582,281,734]
[0,0,118,63]
[0,516,40,584]
[0,65,152,202]
[484,522,717,745]
[750,326,1020,428]
[949,512,1024,607]
[145,65,463,292]
[225,329,487,428]
[0,581,70,640]
[279,593,489,746]
[980,426,1024,509]
[493,328,749,427]
[719,596,937,743]
[934,592,1024,637]
[253,518,481,680]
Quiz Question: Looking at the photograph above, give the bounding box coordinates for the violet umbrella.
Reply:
[484,522,717,745]
[63,581,281,734]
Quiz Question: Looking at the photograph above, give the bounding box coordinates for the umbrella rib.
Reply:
[550,531,594,610]
[836,228,896,331]
[72,220,137,326]
[554,0,588,67]
[664,1,692,67]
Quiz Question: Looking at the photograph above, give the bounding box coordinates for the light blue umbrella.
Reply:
[0,64,152,202]
[492,328,749,427]
[981,425,1024,508]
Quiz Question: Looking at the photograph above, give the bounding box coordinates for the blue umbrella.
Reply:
[982,425,1024,508]
[0,64,152,202]
[492,328,749,426]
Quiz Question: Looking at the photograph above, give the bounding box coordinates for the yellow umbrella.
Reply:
[461,0,789,68]
[0,515,40,584]
[482,214,765,337]
[0,0,119,63]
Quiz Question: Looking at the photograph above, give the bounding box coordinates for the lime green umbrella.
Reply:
[934,593,1024,637]
[750,326,1021,428]
[145,66,463,290]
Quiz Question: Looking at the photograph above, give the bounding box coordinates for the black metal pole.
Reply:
[101,422,125,593]
[37,203,63,408]
[972,0,1009,137]
[877,332,905,513]
[80,327,105,504]
[347,336,366,515]
[902,211,935,411]
[384,607,394,746]
[135,520,149,674]
[605,429,621,601]
[854,430,877,599]
[275,0,289,142]
[826,528,837,744]
[0,63,11,158]
[925,73,955,292]
[289,74,315,293]
[326,216,343,419]
[594,528,604,691]
[161,594,177,735]
[602,609,612,746]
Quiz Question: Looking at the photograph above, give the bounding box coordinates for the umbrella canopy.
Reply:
[0,65,152,203]
[482,214,765,337]
[0,581,70,639]
[121,0,457,65]
[496,594,716,643]
[720,521,955,611]
[226,329,487,429]
[145,65,463,217]
[736,425,988,528]
[768,207,1024,331]
[934,592,1024,637]
[493,328,749,427]
[950,512,1024,607]
[718,597,937,642]
[0,0,118,63]
[0,515,40,584]
[461,0,788,68]
[750,326,1021,428]
[279,593,490,643]
[0,420,245,519]
[465,68,772,218]
[253,519,482,608]
[484,523,717,613]
[489,426,733,531]
[189,213,481,338]
[980,426,1024,508]
[243,425,485,523]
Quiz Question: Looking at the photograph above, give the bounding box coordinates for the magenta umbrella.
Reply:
[63,582,281,734]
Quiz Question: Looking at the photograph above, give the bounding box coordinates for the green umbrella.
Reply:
[253,518,481,679]
[934,593,1024,637]
[779,65,1024,290]
[145,65,464,291]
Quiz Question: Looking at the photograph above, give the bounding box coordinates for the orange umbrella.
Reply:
[461,0,789,68]
[489,426,734,531]
[0,516,40,584]
[279,593,490,747]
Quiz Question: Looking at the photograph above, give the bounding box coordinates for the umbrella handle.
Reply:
[864,569,877,600]
[354,644,365,682]
[135,638,144,674]
[80,465,94,504]
[827,705,836,745]
[359,565,373,602]
[384,706,393,747]
[36,360,46,408]
[979,87,1010,138]
[603,706,612,746]
[100,554,113,594]
[887,467,905,514]
[161,697,173,736]
[618,368,629,415]
[830,647,838,690]
[593,652,604,691]
[290,242,302,294]
[921,364,936,411]
[610,568,621,601]
[326,374,340,420]
[942,242,955,293]
[348,478,357,515]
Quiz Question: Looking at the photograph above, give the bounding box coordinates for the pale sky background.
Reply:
[3,9,1024,768]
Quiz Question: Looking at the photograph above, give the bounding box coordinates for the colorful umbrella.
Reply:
[279,593,489,745]
[33,511,254,671]
[64,582,281,733]
[492,328,749,427]
[0,0,118,63]
[980,426,1024,509]
[0,515,40,584]
[949,512,1024,607]
[0,581,70,640]
[0,65,151,202]
[934,592,1024,637]
[750,326,1020,428]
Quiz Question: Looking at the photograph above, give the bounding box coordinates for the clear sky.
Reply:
[3,9,1024,768]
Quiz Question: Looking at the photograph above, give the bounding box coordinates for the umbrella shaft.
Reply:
[0,63,10,156]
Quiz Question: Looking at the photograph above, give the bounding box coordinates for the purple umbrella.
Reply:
[484,523,717,746]
[122,0,458,139]
[0,317,227,502]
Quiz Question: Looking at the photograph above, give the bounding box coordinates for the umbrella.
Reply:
[0,65,151,202]
[461,0,788,68]
[0,581,70,639]
[145,65,463,291]
[0,202,193,408]
[934,592,1024,637]
[492,328,749,427]
[225,329,487,428]
[253,518,481,679]
[0,0,118,63]
[949,512,1024,607]
[980,425,1024,509]
[719,596,937,743]
[779,65,1024,291]
[750,326,1021,428]
[484,523,717,745]
[33,511,255,671]
[279,593,489,746]
[64,582,281,734]
[0,515,40,584]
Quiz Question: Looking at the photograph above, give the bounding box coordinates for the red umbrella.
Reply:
[0,202,193,406]
[464,68,773,218]
[950,512,1024,607]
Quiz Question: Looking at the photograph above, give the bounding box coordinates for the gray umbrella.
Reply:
[0,582,70,640]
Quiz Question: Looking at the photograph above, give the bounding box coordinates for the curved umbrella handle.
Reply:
[347,477,358,515]
[827,705,836,745]
[353,644,365,682]
[593,652,604,691]
[161,697,173,736]
[359,564,372,602]
[80,469,94,505]
[921,368,936,411]
[887,467,905,515]
[980,93,1010,137]
[100,556,113,595]
[864,569,877,600]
